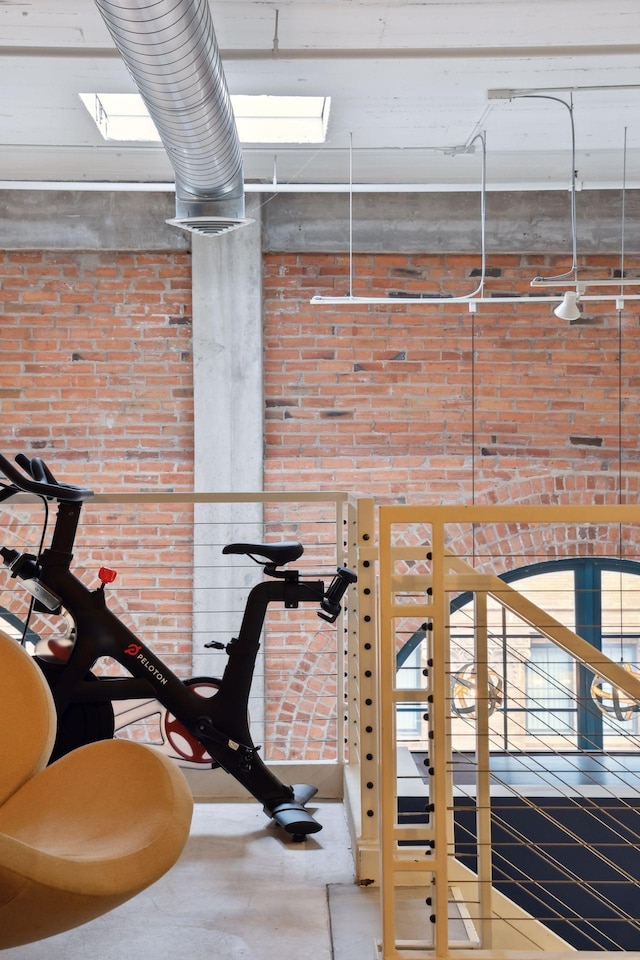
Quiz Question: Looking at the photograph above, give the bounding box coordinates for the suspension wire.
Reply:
[469,132,486,567]
[339,131,488,302]
[617,127,627,663]
[349,132,354,298]
[620,126,628,305]
[471,255,476,563]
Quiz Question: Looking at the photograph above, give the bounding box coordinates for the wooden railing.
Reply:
[365,504,640,959]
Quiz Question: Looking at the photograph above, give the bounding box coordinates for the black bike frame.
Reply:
[3,490,349,837]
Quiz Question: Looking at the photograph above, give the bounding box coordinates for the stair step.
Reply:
[328,883,478,960]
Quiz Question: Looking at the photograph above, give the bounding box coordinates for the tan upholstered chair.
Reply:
[0,629,193,949]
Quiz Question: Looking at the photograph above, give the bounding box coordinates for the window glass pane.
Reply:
[396,644,422,739]
[450,569,578,751]
[506,571,578,747]
[525,643,576,737]
[514,570,576,631]
[601,570,640,635]
[600,571,640,744]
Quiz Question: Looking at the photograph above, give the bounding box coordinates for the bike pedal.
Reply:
[204,640,226,649]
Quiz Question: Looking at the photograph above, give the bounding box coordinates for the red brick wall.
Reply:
[3,245,640,762]
[0,249,195,679]
[0,250,193,489]
[7,247,636,528]
[264,251,640,516]
[263,251,640,760]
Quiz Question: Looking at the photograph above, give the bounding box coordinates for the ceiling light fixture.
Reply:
[553,290,581,321]
[310,102,640,311]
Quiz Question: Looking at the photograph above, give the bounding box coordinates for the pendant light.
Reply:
[553,290,581,321]
[451,662,503,718]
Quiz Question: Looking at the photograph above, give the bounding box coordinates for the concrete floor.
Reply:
[1,801,364,960]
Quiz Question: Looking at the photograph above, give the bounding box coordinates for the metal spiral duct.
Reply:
[94,0,250,236]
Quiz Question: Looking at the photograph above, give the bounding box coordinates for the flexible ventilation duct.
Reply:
[94,0,250,236]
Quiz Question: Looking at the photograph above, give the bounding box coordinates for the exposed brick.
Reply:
[264,251,640,509]
[5,246,640,764]
[0,249,194,681]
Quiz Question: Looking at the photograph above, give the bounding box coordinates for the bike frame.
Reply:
[0,454,356,839]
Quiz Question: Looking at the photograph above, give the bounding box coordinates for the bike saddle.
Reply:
[222,541,303,566]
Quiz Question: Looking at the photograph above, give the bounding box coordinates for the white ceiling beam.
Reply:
[2,43,640,61]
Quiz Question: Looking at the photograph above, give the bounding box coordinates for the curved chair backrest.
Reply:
[0,630,56,805]
[0,628,193,950]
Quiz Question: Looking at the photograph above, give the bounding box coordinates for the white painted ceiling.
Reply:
[1,0,640,191]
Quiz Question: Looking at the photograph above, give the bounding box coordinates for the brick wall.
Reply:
[0,249,195,680]
[0,250,193,489]
[263,250,640,760]
[264,251,640,515]
[10,247,634,524]
[3,244,640,763]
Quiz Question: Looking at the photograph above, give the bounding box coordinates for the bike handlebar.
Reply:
[0,452,94,503]
[318,565,358,623]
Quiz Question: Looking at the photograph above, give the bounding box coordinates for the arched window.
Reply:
[397,559,640,753]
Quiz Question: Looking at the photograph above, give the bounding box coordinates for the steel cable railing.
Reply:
[443,612,640,949]
[0,491,351,767]
[452,806,638,951]
[376,505,640,959]
[393,610,640,948]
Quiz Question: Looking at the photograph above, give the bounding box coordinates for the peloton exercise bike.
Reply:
[0,450,357,842]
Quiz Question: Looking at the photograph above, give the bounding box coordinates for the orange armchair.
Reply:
[0,629,193,949]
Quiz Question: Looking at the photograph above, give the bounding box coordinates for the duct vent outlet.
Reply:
[166,217,254,238]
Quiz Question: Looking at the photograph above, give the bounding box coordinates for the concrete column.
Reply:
[190,198,265,727]
[191,196,263,493]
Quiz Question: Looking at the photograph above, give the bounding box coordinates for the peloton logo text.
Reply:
[124,642,168,685]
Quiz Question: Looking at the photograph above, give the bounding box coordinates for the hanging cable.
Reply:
[349,132,354,298]
[469,132,486,569]
[617,127,627,665]
[620,126,628,304]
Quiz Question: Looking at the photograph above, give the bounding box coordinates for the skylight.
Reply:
[79,93,331,144]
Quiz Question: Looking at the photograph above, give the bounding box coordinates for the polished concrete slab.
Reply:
[1,801,357,960]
